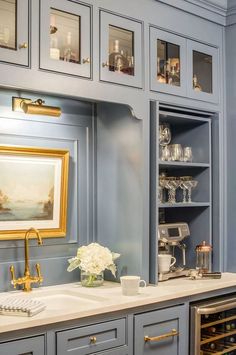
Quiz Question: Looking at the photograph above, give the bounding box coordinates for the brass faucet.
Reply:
[10,228,43,292]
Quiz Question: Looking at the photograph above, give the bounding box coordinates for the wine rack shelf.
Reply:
[201,315,236,329]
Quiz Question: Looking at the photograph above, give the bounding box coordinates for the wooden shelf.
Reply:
[159,161,210,168]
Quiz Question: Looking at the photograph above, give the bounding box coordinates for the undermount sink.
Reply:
[1,288,108,313]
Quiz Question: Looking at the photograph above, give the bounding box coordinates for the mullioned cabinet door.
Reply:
[0,0,29,66]
[0,335,45,355]
[150,26,187,97]
[40,0,91,78]
[100,10,143,88]
[187,40,219,104]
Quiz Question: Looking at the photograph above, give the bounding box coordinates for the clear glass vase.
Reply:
[80,270,104,287]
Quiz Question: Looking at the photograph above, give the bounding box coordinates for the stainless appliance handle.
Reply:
[196,299,236,314]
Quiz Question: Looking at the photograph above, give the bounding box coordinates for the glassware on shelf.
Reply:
[0,0,16,50]
[108,25,134,76]
[159,123,171,146]
[182,178,198,203]
[183,146,193,162]
[179,176,192,203]
[193,74,202,92]
[160,145,171,161]
[170,143,183,161]
[49,8,80,64]
[157,39,180,87]
[193,50,213,94]
[165,177,180,204]
[158,173,167,203]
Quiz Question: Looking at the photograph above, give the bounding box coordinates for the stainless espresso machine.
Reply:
[158,222,190,281]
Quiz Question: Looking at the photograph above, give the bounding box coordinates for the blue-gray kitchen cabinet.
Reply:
[56,318,127,355]
[100,10,143,88]
[134,304,188,355]
[40,0,91,78]
[187,39,219,104]
[0,0,29,66]
[0,335,45,355]
[150,27,187,97]
[150,27,219,104]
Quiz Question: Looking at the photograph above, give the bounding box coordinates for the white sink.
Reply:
[0,289,108,313]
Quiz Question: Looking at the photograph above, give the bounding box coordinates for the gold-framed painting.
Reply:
[0,145,69,240]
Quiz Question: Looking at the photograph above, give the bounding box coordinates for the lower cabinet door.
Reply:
[56,318,126,355]
[0,335,45,355]
[134,304,188,355]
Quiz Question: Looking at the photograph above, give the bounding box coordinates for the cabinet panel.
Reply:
[150,27,187,96]
[0,0,29,66]
[56,318,126,355]
[187,40,219,103]
[0,335,45,355]
[100,11,142,88]
[40,0,91,78]
[134,305,188,355]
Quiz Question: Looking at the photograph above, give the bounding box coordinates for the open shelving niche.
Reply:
[150,103,220,284]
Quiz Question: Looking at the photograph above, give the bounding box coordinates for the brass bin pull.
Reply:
[144,329,179,343]
[90,336,97,344]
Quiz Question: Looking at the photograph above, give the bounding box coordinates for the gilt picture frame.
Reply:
[0,145,69,240]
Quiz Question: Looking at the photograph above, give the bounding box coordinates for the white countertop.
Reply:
[0,272,236,335]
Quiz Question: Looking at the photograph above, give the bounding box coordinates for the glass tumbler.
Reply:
[170,144,183,161]
[183,147,193,162]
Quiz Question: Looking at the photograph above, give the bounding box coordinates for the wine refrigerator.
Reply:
[191,296,236,354]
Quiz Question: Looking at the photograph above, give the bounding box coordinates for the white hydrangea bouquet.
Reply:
[67,243,120,287]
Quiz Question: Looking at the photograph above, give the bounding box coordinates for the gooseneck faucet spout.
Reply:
[10,227,43,292]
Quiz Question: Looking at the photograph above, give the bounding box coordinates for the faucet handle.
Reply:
[10,265,16,288]
[35,263,43,284]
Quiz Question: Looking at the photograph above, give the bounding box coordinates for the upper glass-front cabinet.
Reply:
[100,11,142,88]
[187,40,219,103]
[0,0,29,66]
[40,0,91,78]
[150,28,219,103]
[150,27,187,96]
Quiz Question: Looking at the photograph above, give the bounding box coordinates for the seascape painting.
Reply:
[0,159,55,222]
[0,146,69,239]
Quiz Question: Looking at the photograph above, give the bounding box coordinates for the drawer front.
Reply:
[57,318,126,355]
[0,335,45,355]
[134,305,188,355]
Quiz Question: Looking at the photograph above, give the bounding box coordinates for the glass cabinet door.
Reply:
[40,0,91,78]
[150,27,187,96]
[0,0,29,66]
[187,40,219,103]
[100,11,142,88]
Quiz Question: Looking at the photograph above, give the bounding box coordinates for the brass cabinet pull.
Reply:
[90,336,97,344]
[144,329,179,343]
[82,57,90,64]
[19,42,28,49]
[102,61,109,67]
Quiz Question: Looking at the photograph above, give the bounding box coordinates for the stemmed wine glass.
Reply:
[180,176,192,203]
[182,178,198,203]
[165,177,180,204]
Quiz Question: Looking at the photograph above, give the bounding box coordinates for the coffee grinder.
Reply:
[158,222,190,281]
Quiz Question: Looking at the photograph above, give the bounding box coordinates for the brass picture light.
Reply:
[12,97,61,117]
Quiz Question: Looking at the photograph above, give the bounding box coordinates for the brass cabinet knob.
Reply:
[90,336,97,344]
[19,42,28,49]
[102,61,109,68]
[82,57,90,64]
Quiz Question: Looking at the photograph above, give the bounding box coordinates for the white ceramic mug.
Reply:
[120,276,146,296]
[158,254,176,273]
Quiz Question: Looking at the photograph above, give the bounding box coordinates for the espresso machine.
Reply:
[158,222,190,281]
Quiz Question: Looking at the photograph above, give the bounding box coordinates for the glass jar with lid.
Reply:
[196,241,212,274]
